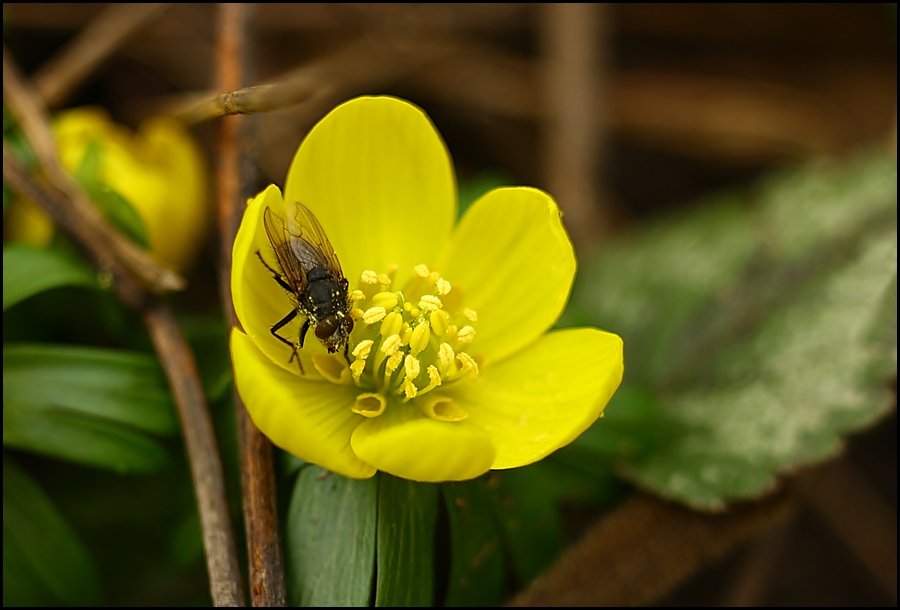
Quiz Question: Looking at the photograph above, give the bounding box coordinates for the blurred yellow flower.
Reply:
[231,96,624,482]
[5,107,208,273]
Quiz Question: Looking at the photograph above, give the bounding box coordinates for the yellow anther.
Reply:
[409,322,431,355]
[350,308,364,320]
[439,342,455,368]
[400,323,412,346]
[446,324,458,341]
[352,340,374,360]
[428,271,440,283]
[463,308,478,323]
[403,301,413,312]
[404,378,418,399]
[419,295,443,311]
[350,290,366,302]
[380,312,403,338]
[427,365,442,387]
[436,278,451,295]
[430,309,449,336]
[350,359,366,381]
[414,264,430,277]
[456,326,475,344]
[377,273,392,286]
[370,291,399,310]
[386,351,403,372]
[360,270,379,284]
[352,393,386,418]
[381,334,401,355]
[386,263,399,274]
[362,306,386,325]
[457,352,479,377]
[404,355,421,380]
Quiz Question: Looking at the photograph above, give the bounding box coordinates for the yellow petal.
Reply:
[284,96,456,287]
[231,328,376,479]
[232,185,330,375]
[446,328,623,470]
[350,403,495,482]
[437,187,576,363]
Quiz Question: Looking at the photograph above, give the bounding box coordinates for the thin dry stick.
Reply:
[2,46,184,293]
[4,48,244,607]
[169,33,463,124]
[216,4,286,606]
[508,491,794,607]
[540,3,606,249]
[32,3,172,108]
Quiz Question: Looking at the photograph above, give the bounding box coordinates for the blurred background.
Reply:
[3,4,896,606]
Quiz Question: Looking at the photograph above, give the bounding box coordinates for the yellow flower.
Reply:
[5,107,208,273]
[231,96,623,482]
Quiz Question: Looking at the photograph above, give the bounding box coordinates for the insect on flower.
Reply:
[255,201,354,374]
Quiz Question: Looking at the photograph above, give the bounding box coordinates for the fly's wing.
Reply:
[263,206,307,294]
[286,201,345,281]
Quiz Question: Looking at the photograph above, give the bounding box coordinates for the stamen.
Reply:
[463,308,478,323]
[350,290,366,302]
[363,306,386,325]
[419,295,443,311]
[350,359,366,382]
[430,310,449,336]
[386,351,403,372]
[409,322,431,356]
[457,352,479,377]
[400,323,412,346]
[352,393,386,418]
[380,312,403,338]
[414,264,430,277]
[360,270,379,284]
[376,273,392,286]
[352,340,374,360]
[381,334,401,355]
[427,365,442,387]
[370,292,398,310]
[428,271,441,283]
[436,278,451,295]
[386,263,399,275]
[350,308,364,320]
[439,342,455,369]
[456,326,475,344]
[404,378,418,399]
[404,355,421,381]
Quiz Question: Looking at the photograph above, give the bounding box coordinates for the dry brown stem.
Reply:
[216,3,286,606]
[32,3,172,108]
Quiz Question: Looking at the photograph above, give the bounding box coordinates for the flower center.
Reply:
[316,263,479,422]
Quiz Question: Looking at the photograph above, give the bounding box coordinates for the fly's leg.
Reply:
[256,250,292,292]
[270,308,304,374]
[343,341,351,366]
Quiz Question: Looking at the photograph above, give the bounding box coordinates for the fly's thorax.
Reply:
[310,263,481,423]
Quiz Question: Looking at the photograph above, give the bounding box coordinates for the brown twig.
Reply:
[169,33,463,124]
[31,3,172,109]
[2,45,185,293]
[216,4,286,606]
[540,3,607,249]
[4,47,244,606]
[508,491,794,607]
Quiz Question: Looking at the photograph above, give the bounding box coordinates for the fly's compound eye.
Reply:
[315,316,340,341]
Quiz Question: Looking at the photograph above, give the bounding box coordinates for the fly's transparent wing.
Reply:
[285,201,345,281]
[262,206,308,294]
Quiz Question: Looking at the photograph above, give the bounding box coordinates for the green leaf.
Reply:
[3,344,177,473]
[375,476,438,606]
[285,467,377,606]
[74,138,150,249]
[570,152,897,510]
[3,244,96,311]
[482,468,565,588]
[3,456,102,606]
[442,480,505,607]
